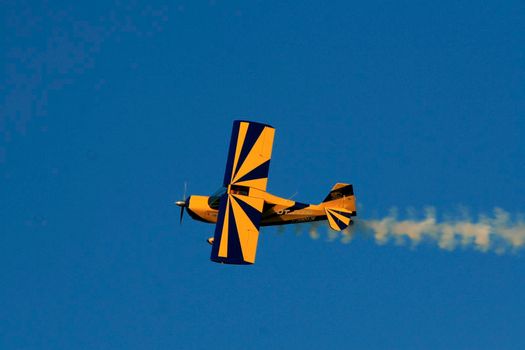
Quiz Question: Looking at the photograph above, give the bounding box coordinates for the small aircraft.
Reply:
[176,120,357,264]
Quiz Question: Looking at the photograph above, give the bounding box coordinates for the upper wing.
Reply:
[222,120,275,191]
[211,120,274,264]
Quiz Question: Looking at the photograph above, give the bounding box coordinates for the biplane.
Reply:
[176,120,357,264]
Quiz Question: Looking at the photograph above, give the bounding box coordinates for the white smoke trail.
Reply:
[293,208,525,254]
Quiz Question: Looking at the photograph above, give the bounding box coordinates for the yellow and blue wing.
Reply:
[211,120,275,264]
[210,194,264,264]
[222,120,275,191]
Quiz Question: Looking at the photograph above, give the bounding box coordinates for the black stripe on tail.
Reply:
[323,184,354,202]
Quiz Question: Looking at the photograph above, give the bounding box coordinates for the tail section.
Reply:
[322,183,354,203]
[321,183,357,231]
[325,207,354,231]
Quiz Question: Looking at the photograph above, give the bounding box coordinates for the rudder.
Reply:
[322,183,354,203]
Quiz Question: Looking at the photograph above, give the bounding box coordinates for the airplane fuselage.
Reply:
[184,184,356,227]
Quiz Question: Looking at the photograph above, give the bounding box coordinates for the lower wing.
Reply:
[210,193,264,264]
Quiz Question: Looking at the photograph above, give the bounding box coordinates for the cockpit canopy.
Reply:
[208,186,226,209]
[207,185,251,209]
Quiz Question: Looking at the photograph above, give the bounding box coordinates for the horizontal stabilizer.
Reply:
[325,207,354,231]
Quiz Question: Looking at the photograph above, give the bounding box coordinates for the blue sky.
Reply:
[1,1,524,349]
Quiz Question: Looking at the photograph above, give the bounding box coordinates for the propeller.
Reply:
[175,182,188,224]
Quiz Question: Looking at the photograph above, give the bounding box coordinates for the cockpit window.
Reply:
[208,186,226,209]
[230,185,249,196]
